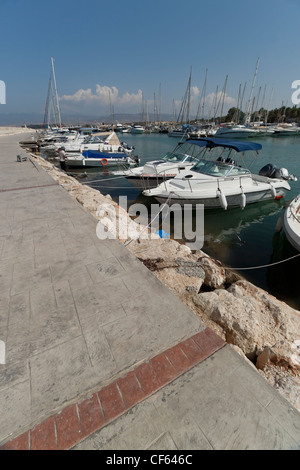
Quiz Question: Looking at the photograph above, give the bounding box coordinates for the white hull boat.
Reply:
[118,140,205,190]
[214,125,259,139]
[143,138,297,210]
[60,131,138,168]
[130,125,145,134]
[283,195,300,251]
[272,125,300,136]
[65,152,138,168]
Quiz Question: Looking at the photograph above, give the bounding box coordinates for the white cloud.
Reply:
[205,91,236,108]
[60,84,143,108]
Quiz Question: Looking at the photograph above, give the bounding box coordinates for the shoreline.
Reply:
[9,128,299,412]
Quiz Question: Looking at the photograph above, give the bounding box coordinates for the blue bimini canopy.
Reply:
[186,138,262,153]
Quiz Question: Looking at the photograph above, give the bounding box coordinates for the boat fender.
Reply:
[217,189,228,210]
[101,158,108,166]
[269,184,276,198]
[240,189,246,209]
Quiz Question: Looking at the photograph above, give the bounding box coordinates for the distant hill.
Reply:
[0,112,175,127]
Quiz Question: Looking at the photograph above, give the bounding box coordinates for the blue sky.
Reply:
[1,0,300,121]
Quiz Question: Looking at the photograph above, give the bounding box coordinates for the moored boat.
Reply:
[214,124,259,139]
[118,139,204,190]
[62,132,139,168]
[282,195,300,251]
[142,138,297,210]
[130,125,145,134]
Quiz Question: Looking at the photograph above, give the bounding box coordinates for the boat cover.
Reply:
[186,138,262,152]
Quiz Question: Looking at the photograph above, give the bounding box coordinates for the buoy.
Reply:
[217,189,228,210]
[240,189,246,209]
[270,184,276,198]
[101,158,109,166]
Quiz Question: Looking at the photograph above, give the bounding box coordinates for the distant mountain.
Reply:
[0,112,175,127]
[0,113,44,126]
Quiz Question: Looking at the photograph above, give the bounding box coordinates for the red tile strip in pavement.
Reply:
[0,328,225,451]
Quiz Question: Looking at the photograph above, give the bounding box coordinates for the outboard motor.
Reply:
[274,167,297,181]
[259,163,297,181]
[258,163,278,178]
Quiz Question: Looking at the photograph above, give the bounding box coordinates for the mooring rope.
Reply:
[124,193,173,247]
[225,252,300,271]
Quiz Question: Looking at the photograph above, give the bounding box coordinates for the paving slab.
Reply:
[0,132,299,451]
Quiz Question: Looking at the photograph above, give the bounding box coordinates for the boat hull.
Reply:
[66,151,134,168]
[125,175,175,190]
[66,159,131,168]
[149,187,289,209]
[214,130,258,139]
[283,195,300,251]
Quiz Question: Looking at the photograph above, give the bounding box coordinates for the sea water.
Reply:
[71,132,300,310]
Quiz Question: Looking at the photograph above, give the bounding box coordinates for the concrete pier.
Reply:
[0,133,299,450]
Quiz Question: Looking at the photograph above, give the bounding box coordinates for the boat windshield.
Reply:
[191,159,250,177]
[162,152,195,163]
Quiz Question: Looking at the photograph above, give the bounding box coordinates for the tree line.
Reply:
[221,106,300,124]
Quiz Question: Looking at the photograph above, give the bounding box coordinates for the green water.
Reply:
[70,132,300,310]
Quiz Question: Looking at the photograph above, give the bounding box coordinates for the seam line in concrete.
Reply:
[0,183,59,193]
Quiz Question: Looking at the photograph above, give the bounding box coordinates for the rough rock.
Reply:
[197,253,226,289]
[195,280,300,373]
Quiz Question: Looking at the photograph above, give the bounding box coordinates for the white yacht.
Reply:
[143,138,297,210]
[214,124,259,139]
[61,132,138,168]
[272,124,300,136]
[130,125,145,134]
[118,139,204,190]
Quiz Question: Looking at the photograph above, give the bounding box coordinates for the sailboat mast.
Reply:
[185,67,192,124]
[220,75,228,122]
[43,76,51,128]
[245,57,260,125]
[196,68,208,121]
[51,57,62,128]
[265,87,274,124]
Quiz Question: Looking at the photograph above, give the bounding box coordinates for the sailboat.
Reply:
[43,57,62,130]
[168,68,192,138]
[215,59,261,139]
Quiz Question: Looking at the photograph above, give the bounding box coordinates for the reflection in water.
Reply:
[268,229,300,310]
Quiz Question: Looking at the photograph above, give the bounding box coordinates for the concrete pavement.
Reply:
[0,132,299,450]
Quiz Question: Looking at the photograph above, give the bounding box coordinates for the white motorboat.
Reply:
[118,139,204,190]
[272,124,300,136]
[214,124,259,139]
[63,132,138,168]
[282,195,300,251]
[143,138,297,210]
[64,151,138,168]
[168,125,190,138]
[41,130,114,153]
[130,125,145,134]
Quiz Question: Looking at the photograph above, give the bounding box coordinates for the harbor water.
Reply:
[69,132,300,310]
